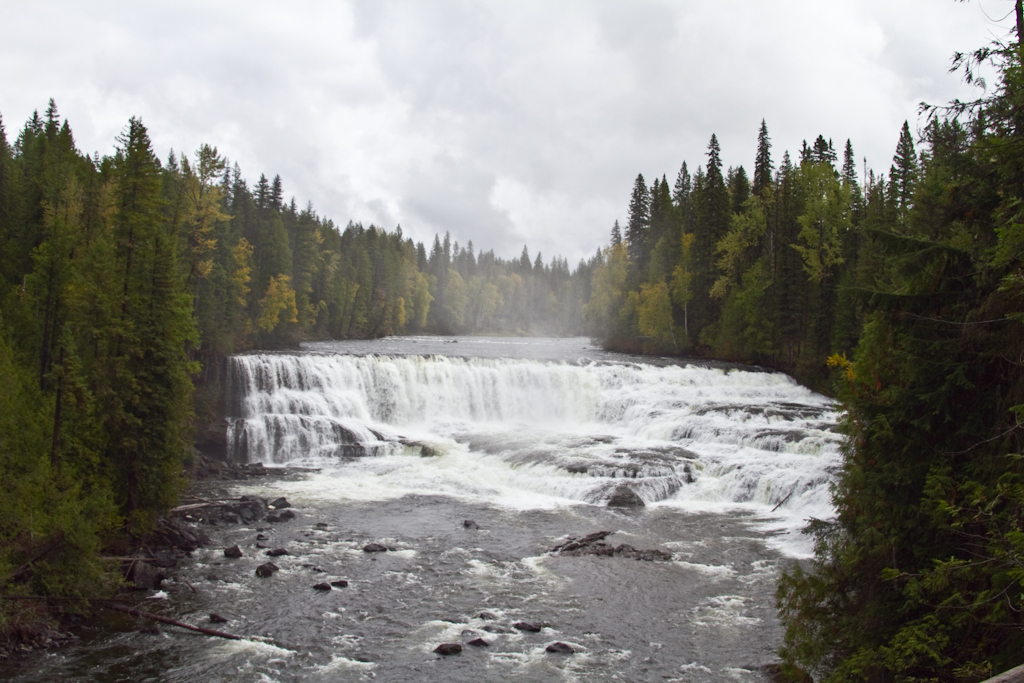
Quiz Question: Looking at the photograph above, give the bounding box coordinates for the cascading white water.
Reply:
[228,352,843,536]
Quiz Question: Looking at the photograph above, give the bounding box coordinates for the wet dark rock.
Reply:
[255,562,279,578]
[209,613,229,624]
[513,622,542,633]
[330,579,349,588]
[606,484,645,508]
[149,516,209,551]
[546,642,575,654]
[551,531,613,553]
[478,611,498,620]
[278,510,296,521]
[434,643,462,655]
[139,625,162,636]
[467,638,490,647]
[463,519,479,529]
[256,543,269,549]
[363,543,391,553]
[270,497,291,509]
[550,530,672,561]
[151,549,177,568]
[315,522,329,528]
[205,574,219,582]
[312,582,332,591]
[300,564,326,572]
[266,548,290,557]
[183,495,268,526]
[256,533,269,540]
[482,624,511,634]
[461,629,477,636]
[617,545,673,561]
[266,514,281,523]
[128,561,164,591]
[223,545,243,558]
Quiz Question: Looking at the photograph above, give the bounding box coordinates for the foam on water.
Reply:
[228,351,842,553]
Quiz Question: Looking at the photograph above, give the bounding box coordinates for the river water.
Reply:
[9,337,842,682]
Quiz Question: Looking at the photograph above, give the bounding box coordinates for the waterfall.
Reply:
[227,353,842,521]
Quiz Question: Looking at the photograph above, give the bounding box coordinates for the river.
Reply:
[8,336,842,682]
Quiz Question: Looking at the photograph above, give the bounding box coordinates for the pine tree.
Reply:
[625,173,651,275]
[753,120,773,197]
[610,219,622,245]
[890,121,918,230]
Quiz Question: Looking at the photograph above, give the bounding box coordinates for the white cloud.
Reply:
[0,0,1007,263]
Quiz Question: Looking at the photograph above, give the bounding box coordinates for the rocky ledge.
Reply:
[549,530,673,561]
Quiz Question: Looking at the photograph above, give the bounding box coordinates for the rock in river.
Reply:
[546,642,575,654]
[513,621,542,633]
[255,562,279,578]
[434,643,462,655]
[606,484,645,508]
[223,545,242,558]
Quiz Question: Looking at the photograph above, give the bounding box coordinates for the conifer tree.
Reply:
[625,173,651,277]
[753,120,773,197]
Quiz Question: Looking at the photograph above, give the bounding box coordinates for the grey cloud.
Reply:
[0,1,1008,264]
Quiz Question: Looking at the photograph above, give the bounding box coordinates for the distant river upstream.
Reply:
[10,337,842,682]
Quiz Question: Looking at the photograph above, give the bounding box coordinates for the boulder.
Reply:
[478,611,498,620]
[312,582,332,591]
[266,548,290,557]
[330,580,349,588]
[433,643,462,655]
[546,642,575,654]
[463,519,479,529]
[255,562,279,578]
[513,622,542,633]
[549,530,672,561]
[223,545,243,559]
[363,543,390,553]
[467,638,490,647]
[209,613,229,624]
[151,549,177,568]
[128,561,164,591]
[150,517,209,551]
[278,510,296,521]
[482,624,510,634]
[270,497,291,509]
[606,485,645,508]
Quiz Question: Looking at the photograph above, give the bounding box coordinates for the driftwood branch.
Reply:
[771,491,794,513]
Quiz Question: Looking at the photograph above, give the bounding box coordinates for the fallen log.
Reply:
[99,602,241,640]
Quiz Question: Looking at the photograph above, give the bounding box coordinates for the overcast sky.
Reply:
[0,1,1014,264]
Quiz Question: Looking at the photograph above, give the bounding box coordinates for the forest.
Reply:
[2,10,1024,681]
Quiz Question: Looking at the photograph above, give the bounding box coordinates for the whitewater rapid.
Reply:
[227,351,842,554]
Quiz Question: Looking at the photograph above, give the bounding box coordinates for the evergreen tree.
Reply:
[625,173,651,277]
[890,120,918,230]
[610,219,622,245]
[753,119,773,197]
